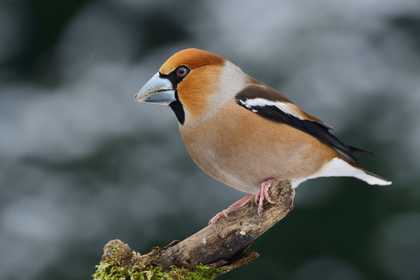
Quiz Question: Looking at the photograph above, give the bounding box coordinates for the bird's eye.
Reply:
[176,66,189,78]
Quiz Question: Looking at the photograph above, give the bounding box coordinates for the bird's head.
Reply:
[135,48,247,125]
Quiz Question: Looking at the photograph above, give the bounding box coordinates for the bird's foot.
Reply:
[208,179,278,228]
[255,178,277,217]
[208,194,254,229]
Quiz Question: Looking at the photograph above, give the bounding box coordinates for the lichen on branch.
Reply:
[93,179,295,279]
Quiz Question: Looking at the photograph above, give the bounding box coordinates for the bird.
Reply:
[134,48,391,225]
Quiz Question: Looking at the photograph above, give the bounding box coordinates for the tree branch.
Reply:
[94,179,295,279]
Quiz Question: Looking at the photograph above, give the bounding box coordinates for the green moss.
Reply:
[93,262,225,280]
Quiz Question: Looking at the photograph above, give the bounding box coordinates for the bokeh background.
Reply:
[1,1,420,279]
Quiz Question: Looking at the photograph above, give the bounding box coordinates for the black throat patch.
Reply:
[169,98,185,125]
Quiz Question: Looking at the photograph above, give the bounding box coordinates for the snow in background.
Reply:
[0,1,419,279]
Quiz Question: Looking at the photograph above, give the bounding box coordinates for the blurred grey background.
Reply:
[1,0,419,279]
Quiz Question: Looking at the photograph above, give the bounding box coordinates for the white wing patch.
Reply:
[239,98,308,121]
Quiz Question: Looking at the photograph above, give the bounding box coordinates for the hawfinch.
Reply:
[135,48,391,225]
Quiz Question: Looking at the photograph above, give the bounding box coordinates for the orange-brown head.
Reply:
[135,48,247,125]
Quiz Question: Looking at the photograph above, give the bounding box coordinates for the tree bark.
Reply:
[97,179,295,278]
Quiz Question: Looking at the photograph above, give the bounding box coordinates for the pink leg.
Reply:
[254,178,277,216]
[208,178,278,228]
[208,194,254,228]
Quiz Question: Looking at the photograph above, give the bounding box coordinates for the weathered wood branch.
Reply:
[94,179,295,279]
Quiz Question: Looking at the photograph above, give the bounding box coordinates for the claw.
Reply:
[255,178,277,216]
[208,194,254,229]
[209,179,278,229]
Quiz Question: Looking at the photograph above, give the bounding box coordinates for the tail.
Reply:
[343,146,391,185]
[358,169,392,186]
[315,157,392,186]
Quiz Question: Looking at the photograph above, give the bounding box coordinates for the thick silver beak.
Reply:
[134,72,176,105]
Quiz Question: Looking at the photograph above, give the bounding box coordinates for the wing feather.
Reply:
[235,84,367,164]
